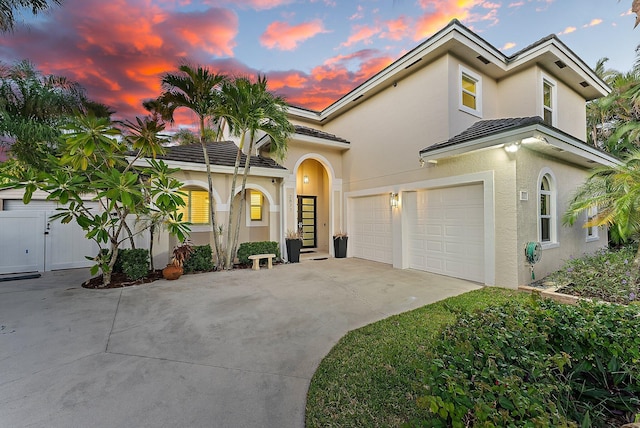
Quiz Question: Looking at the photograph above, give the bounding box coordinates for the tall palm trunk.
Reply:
[231,131,256,263]
[200,116,223,269]
[224,132,246,269]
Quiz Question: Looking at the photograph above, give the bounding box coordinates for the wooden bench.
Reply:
[248,253,276,270]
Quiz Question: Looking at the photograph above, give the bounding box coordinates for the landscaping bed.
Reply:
[306,275,640,426]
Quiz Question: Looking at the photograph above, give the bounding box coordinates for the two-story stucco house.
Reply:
[0,20,617,288]
[261,19,617,288]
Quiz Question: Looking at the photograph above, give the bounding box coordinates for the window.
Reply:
[586,206,599,241]
[178,189,209,224]
[541,75,557,126]
[538,170,557,247]
[250,191,263,221]
[459,66,482,117]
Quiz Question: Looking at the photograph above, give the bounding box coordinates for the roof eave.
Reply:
[419,124,619,167]
[130,158,290,177]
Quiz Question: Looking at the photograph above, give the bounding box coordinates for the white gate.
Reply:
[1,201,99,274]
[0,211,46,274]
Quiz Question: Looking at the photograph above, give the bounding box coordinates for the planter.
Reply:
[333,236,348,258]
[286,239,302,263]
[162,264,183,280]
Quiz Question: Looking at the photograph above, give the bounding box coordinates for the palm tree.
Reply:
[564,151,640,266]
[0,0,62,32]
[218,75,293,269]
[157,64,227,263]
[0,59,88,168]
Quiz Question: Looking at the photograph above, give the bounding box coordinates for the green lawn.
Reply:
[305,287,529,427]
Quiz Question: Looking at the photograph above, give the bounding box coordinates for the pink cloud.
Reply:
[559,26,577,35]
[206,0,295,10]
[414,0,486,40]
[381,17,412,41]
[583,18,603,28]
[0,0,239,121]
[340,24,380,47]
[260,19,326,50]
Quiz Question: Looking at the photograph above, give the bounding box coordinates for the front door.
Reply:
[297,195,316,248]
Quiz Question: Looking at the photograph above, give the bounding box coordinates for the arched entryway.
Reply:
[296,158,330,253]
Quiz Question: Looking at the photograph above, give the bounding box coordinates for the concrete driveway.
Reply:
[0,258,480,428]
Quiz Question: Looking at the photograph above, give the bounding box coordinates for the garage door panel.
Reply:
[351,195,393,264]
[408,184,484,282]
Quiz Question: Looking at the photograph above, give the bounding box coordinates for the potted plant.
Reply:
[285,229,302,263]
[162,241,194,280]
[333,232,348,258]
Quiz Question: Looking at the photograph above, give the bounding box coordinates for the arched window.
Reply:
[538,170,557,246]
[178,188,209,225]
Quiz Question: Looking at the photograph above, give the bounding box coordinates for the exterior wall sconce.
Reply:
[504,142,520,153]
[390,192,399,208]
[303,175,309,184]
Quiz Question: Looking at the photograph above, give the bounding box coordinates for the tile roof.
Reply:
[294,125,350,144]
[155,141,287,170]
[420,116,545,154]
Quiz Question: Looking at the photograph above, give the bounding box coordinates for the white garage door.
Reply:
[350,194,393,264]
[2,200,100,273]
[407,184,484,282]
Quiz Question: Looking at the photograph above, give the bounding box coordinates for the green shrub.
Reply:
[547,246,639,304]
[117,248,150,281]
[183,244,215,273]
[237,241,280,265]
[416,298,640,427]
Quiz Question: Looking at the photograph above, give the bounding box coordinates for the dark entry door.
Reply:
[297,195,316,248]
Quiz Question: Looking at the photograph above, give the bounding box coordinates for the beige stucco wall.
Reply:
[515,149,606,285]
[323,55,451,193]
[498,67,538,119]
[169,169,282,262]
[447,55,500,138]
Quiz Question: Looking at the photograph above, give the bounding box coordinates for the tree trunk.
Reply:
[224,132,246,270]
[200,115,223,269]
[103,244,119,287]
[231,131,255,263]
[149,223,155,271]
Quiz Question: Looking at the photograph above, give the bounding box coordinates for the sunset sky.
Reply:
[1,0,638,127]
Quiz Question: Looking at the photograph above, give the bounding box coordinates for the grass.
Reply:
[545,246,640,305]
[306,247,640,426]
[305,287,530,427]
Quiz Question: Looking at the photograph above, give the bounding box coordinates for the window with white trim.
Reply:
[250,191,263,221]
[541,74,557,126]
[459,66,482,117]
[245,190,268,227]
[178,189,209,225]
[538,171,557,245]
[586,206,599,241]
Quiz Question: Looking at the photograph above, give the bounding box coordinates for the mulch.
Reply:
[82,270,165,289]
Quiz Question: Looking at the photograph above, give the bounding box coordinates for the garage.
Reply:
[350,194,393,264]
[406,184,484,282]
[1,200,100,274]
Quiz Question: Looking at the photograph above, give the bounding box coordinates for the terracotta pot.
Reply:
[162,264,183,280]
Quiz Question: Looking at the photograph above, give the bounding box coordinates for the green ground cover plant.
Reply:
[546,246,640,305]
[305,288,529,427]
[306,287,640,427]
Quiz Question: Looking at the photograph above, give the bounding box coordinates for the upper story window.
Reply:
[538,169,557,247]
[250,191,263,221]
[178,189,209,225]
[541,74,557,126]
[459,66,482,117]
